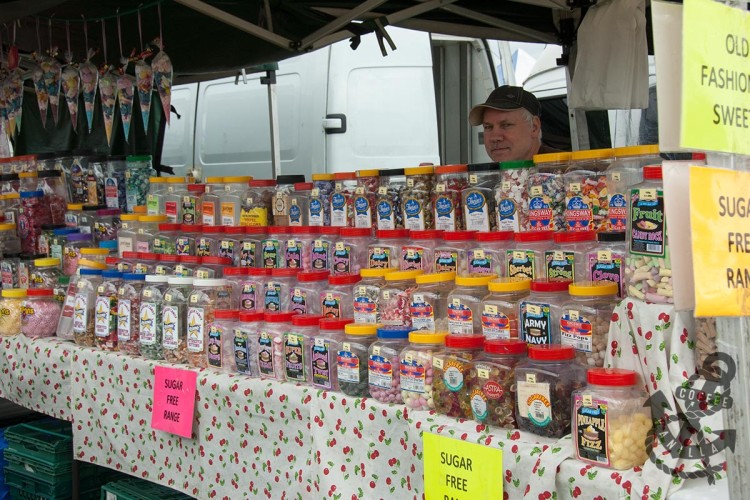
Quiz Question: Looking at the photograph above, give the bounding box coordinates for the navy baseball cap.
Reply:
[469,85,541,126]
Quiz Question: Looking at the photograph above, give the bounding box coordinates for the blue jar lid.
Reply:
[79,269,102,276]
[122,273,146,281]
[53,228,80,236]
[376,326,412,339]
[102,270,122,279]
[66,233,92,242]
[20,190,44,198]
[98,240,117,250]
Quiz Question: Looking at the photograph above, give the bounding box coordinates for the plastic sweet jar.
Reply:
[376,168,406,230]
[330,172,357,228]
[401,166,434,230]
[0,222,22,256]
[432,165,468,231]
[496,160,535,232]
[0,287,24,336]
[219,226,245,266]
[38,170,68,225]
[506,231,553,281]
[467,339,528,428]
[180,184,204,225]
[117,214,139,256]
[480,278,531,340]
[587,231,627,298]
[220,176,252,226]
[401,229,442,273]
[117,273,146,356]
[239,268,269,312]
[103,155,127,211]
[368,229,408,269]
[196,255,232,280]
[206,309,239,373]
[287,226,318,271]
[125,155,153,212]
[233,311,264,376]
[62,232,93,276]
[187,278,231,368]
[196,225,223,258]
[560,281,618,368]
[162,276,194,364]
[0,253,21,289]
[84,155,107,206]
[338,322,377,397]
[380,270,422,327]
[72,269,103,346]
[514,344,587,438]
[434,231,475,275]
[21,288,60,338]
[309,174,334,227]
[563,149,612,233]
[287,183,311,227]
[260,268,295,312]
[625,165,671,304]
[431,334,484,418]
[353,268,391,324]
[30,257,62,289]
[529,152,569,232]
[258,311,297,380]
[241,180,275,227]
[239,227,266,268]
[309,227,338,272]
[399,331,446,410]
[38,224,65,257]
[56,275,77,340]
[94,270,121,350]
[260,226,290,269]
[467,231,514,278]
[605,146,655,232]
[320,274,360,319]
[176,224,201,257]
[284,314,323,384]
[93,208,120,242]
[353,169,379,229]
[146,176,167,215]
[572,368,650,469]
[519,279,570,346]
[272,175,306,227]
[368,326,411,404]
[446,275,493,335]
[78,206,100,236]
[462,163,499,232]
[139,274,169,360]
[200,177,224,226]
[136,215,167,253]
[546,231,597,282]
[291,270,329,315]
[332,228,371,276]
[152,223,178,255]
[162,177,189,223]
[307,318,348,390]
[408,272,454,332]
[19,190,52,254]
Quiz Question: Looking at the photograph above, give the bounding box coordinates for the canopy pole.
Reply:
[261,70,281,178]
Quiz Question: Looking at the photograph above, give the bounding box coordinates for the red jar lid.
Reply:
[445,334,485,349]
[105,257,120,265]
[553,231,596,244]
[434,164,468,175]
[244,227,268,235]
[26,288,53,297]
[239,311,264,322]
[292,226,320,235]
[411,229,444,240]
[158,223,180,231]
[333,172,356,180]
[587,367,637,386]
[294,182,314,191]
[475,231,514,242]
[249,179,276,187]
[485,339,527,355]
[267,226,291,234]
[181,224,203,232]
[376,229,409,239]
[202,256,232,266]
[271,268,299,277]
[442,230,476,242]
[319,226,340,236]
[179,256,200,264]
[643,165,662,180]
[340,228,371,238]
[203,225,224,234]
[122,251,139,259]
[328,273,362,285]
[138,252,159,261]
[187,184,206,193]
[291,314,324,327]
[159,254,180,263]
[264,311,298,323]
[298,270,330,282]
[249,268,271,276]
[515,231,554,243]
[214,309,239,320]
[530,279,571,292]
[528,344,575,361]
[319,318,354,330]
[224,226,244,235]
[222,267,248,277]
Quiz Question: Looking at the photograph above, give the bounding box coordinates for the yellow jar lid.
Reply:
[67,203,84,211]
[205,177,224,183]
[360,268,395,279]
[312,173,334,181]
[569,281,618,296]
[133,206,147,214]
[384,270,423,282]
[488,277,532,292]
[5,193,19,200]
[149,176,166,183]
[613,145,660,157]
[80,248,109,256]
[570,148,614,161]
[19,172,37,178]
[34,257,61,267]
[404,166,434,176]
[2,289,26,298]
[533,152,571,164]
[357,169,379,178]
[79,259,108,270]
[138,215,168,223]
[345,323,380,336]
[120,214,140,221]
[165,177,186,183]
[455,275,494,287]
[416,272,455,284]
[0,223,15,231]
[408,331,447,344]
[224,176,252,183]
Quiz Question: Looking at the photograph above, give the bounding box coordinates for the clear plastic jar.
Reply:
[520,279,570,346]
[136,215,167,253]
[338,322,377,396]
[368,326,411,403]
[0,288,24,336]
[264,268,297,312]
[67,154,88,203]
[194,256,231,280]
[139,274,169,360]
[56,275,77,340]
[432,334,484,418]
[38,224,64,258]
[117,273,146,356]
[180,184,204,225]
[467,339,528,428]
[77,206,100,236]
[21,288,60,338]
[466,231,513,278]
[310,227,338,272]
[399,331,446,410]
[220,176,252,226]
[125,155,153,212]
[206,309,239,372]
[432,165,468,231]
[162,177,189,223]
[368,229,408,269]
[529,152,569,232]
[330,172,357,228]
[560,281,618,368]
[156,254,178,276]
[80,247,109,268]
[19,190,52,254]
[409,272,454,332]
[380,270,422,327]
[564,149,612,232]
[162,276,194,364]
[200,177,224,226]
[18,253,43,290]
[94,270,122,350]
[319,274,360,319]
[241,179,275,227]
[258,311,296,380]
[310,318,351,390]
[175,224,200,257]
[104,155,127,211]
[353,268,391,324]
[219,226,244,266]
[289,182,312,227]
[260,226,290,269]
[38,171,69,225]
[0,253,21,289]
[195,225,223,258]
[117,214,139,257]
[73,269,103,346]
[291,270,329,315]
[545,231,597,282]
[50,228,78,263]
[146,176,167,215]
[606,146,655,232]
[462,164,499,232]
[29,257,62,289]
[434,231,475,275]
[286,226,318,271]
[401,229,442,272]
[480,278,531,340]
[495,160,534,232]
[285,314,323,383]
[0,222,21,256]
[1,193,20,230]
[118,251,138,274]
[507,231,553,281]
[238,268,268,312]
[332,228,371,276]
[446,275,493,335]
[515,344,587,438]
[353,170,379,229]
[310,174,334,227]
[587,231,626,297]
[402,166,434,230]
[187,278,231,367]
[376,168,406,230]
[233,311,263,376]
[0,174,20,196]
[93,208,120,242]
[625,165,670,303]
[152,223,178,255]
[133,252,158,275]
[18,172,38,195]
[62,232,93,276]
[572,368,650,469]
[239,227,267,268]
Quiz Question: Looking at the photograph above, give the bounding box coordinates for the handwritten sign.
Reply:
[423,432,503,500]
[151,365,197,438]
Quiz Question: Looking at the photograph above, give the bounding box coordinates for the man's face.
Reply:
[482,108,541,162]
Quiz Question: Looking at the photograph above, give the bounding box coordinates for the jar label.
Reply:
[464,190,490,232]
[434,194,456,231]
[506,250,535,280]
[139,302,157,345]
[234,330,250,374]
[517,381,552,427]
[565,195,593,231]
[447,301,473,335]
[72,293,89,333]
[400,357,426,393]
[560,312,593,353]
[95,295,116,338]
[202,202,216,225]
[321,292,342,319]
[434,250,458,273]
[311,241,329,270]
[308,197,324,226]
[285,241,302,269]
[337,350,360,383]
[196,238,213,257]
[366,246,389,268]
[468,249,494,275]
[86,177,100,206]
[442,359,466,392]
[285,334,305,381]
[608,193,627,231]
[262,239,280,268]
[528,194,555,232]
[403,197,425,231]
[401,246,424,271]
[146,193,159,215]
[258,334,275,376]
[470,388,489,421]
[588,252,624,297]
[332,244,351,275]
[165,200,178,223]
[630,187,665,257]
[240,283,257,311]
[312,339,333,389]
[273,192,290,219]
[240,241,257,268]
[354,195,372,228]
[117,299,132,341]
[353,293,378,324]
[481,306,511,339]
[175,237,192,256]
[368,354,393,389]
[182,197,197,224]
[520,301,552,345]
[162,305,180,349]
[187,307,205,352]
[545,250,575,281]
[289,203,302,226]
[497,197,520,232]
[330,192,347,226]
[264,282,282,312]
[410,297,435,331]
[574,394,610,466]
[219,239,235,260]
[377,199,395,230]
[240,205,268,227]
[291,288,307,315]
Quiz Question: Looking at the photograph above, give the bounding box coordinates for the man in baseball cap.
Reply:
[470,85,555,162]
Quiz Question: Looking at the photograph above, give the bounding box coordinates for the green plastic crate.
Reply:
[5,461,101,500]
[9,485,101,500]
[100,479,194,500]
[4,449,72,477]
[4,421,72,465]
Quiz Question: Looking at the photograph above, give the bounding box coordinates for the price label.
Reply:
[583,394,593,406]
[315,338,325,347]
[569,309,580,321]
[612,172,621,182]
[527,304,541,315]
[484,304,497,315]
[473,250,485,259]
[641,188,657,201]
[407,178,414,188]
[478,368,490,379]
[118,287,125,295]
[326,293,334,301]
[469,174,478,184]
[294,289,302,297]
[436,183,446,193]
[314,240,323,248]
[164,293,173,302]
[570,182,581,194]
[526,373,536,384]
[383,291,390,300]
[261,332,270,340]
[190,294,198,303]
[355,186,365,195]
[97,286,105,294]
[225,184,232,192]
[433,357,444,369]
[288,239,297,248]
[405,353,413,363]
[598,250,612,262]
[335,242,345,251]
[143,289,153,298]
[452,298,461,307]
[291,199,298,206]
[502,181,511,191]
[287,334,299,344]
[335,182,343,191]
[513,251,525,260]
[414,294,424,303]
[407,249,415,258]
[342,342,351,352]
[372,345,381,356]
[276,192,283,199]
[553,250,564,261]
[311,188,320,197]
[221,241,230,249]
[378,186,388,195]
[358,286,367,294]
[530,185,543,196]
[183,195,191,203]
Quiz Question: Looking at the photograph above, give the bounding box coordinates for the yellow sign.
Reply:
[690,166,750,316]
[423,432,503,500]
[681,1,750,155]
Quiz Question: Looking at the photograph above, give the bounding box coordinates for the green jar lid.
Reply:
[500,160,534,170]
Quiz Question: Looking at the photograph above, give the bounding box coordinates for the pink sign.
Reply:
[151,365,197,438]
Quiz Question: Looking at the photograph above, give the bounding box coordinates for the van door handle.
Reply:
[323,114,347,134]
